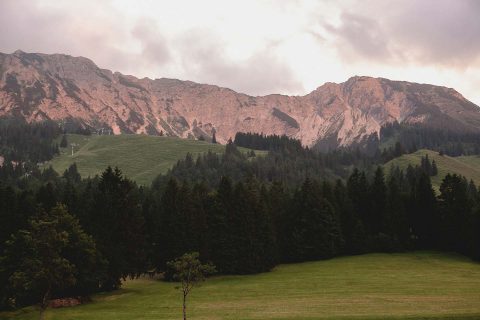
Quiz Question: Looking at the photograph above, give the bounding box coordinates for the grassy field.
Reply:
[385,149,480,189]
[3,252,480,320]
[43,134,258,186]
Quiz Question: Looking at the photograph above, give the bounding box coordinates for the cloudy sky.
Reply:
[1,0,480,104]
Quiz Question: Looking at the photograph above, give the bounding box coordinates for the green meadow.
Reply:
[385,149,480,190]
[43,134,259,186]
[3,252,480,320]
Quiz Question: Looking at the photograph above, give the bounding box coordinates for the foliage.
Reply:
[167,252,216,320]
[1,131,480,312]
[0,204,104,311]
[0,118,61,164]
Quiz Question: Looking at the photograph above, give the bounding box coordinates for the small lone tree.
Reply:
[60,135,68,148]
[211,132,217,144]
[167,252,216,320]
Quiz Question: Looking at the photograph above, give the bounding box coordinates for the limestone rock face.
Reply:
[1,51,480,146]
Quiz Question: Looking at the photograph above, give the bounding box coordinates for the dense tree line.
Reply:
[234,132,304,154]
[1,158,479,310]
[379,122,480,156]
[0,118,62,164]
[1,131,480,311]
[154,137,383,191]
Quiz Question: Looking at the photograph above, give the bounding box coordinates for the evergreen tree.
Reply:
[410,173,438,248]
[211,132,217,144]
[60,135,68,148]
[285,178,343,262]
[63,163,81,184]
[333,180,366,254]
[347,169,370,235]
[431,160,438,176]
[438,174,474,254]
[0,204,103,312]
[385,175,409,250]
[369,167,387,235]
[85,167,146,290]
[205,176,234,273]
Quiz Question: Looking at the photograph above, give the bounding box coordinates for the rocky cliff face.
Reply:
[1,50,480,146]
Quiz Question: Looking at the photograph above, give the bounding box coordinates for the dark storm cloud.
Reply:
[175,30,303,96]
[324,0,480,67]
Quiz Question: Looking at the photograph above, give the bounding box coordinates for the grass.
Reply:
[3,252,480,320]
[385,149,480,190]
[43,134,262,186]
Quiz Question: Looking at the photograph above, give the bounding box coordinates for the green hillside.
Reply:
[385,149,480,189]
[44,134,256,186]
[3,252,480,320]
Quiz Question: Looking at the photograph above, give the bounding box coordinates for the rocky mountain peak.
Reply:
[1,51,479,147]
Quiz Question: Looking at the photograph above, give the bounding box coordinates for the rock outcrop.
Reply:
[1,50,480,146]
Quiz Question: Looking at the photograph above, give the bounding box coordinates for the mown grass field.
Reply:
[3,252,480,320]
[385,149,480,189]
[43,134,259,186]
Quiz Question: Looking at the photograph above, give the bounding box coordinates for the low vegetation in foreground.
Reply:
[3,252,480,320]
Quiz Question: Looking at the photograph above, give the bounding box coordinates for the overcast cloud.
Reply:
[0,0,479,104]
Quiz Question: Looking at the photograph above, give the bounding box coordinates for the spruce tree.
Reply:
[211,132,217,144]
[86,167,146,290]
[439,174,473,254]
[369,166,387,235]
[431,160,438,176]
[60,135,68,148]
[410,173,438,248]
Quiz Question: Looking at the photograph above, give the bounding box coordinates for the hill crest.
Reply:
[1,51,480,147]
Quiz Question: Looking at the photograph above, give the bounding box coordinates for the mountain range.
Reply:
[1,50,480,147]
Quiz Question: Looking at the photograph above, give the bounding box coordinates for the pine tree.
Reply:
[347,169,370,234]
[410,173,438,248]
[431,160,438,176]
[60,134,68,148]
[286,178,343,262]
[63,163,81,183]
[439,174,473,254]
[333,179,366,254]
[211,132,217,144]
[369,166,387,235]
[386,175,409,249]
[205,177,234,273]
[86,167,146,290]
[157,178,186,270]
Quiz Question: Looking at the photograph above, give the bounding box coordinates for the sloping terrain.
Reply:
[1,50,480,147]
[386,149,480,189]
[3,252,480,320]
[45,134,250,185]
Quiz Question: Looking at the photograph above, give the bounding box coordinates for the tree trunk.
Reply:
[39,287,51,320]
[183,292,187,320]
[39,307,47,320]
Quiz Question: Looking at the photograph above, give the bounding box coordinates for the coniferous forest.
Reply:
[0,126,480,310]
